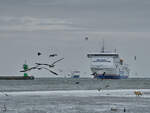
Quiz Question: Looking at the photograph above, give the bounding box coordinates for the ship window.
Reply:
[87,54,118,57]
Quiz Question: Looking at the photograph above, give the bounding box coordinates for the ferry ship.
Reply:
[87,43,129,79]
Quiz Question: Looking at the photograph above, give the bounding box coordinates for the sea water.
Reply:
[0,78,150,113]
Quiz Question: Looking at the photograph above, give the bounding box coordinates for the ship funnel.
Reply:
[120,59,123,65]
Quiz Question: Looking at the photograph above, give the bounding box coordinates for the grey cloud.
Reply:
[0,16,81,31]
[0,0,150,32]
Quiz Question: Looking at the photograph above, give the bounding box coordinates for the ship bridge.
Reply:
[87,53,119,58]
[87,52,120,69]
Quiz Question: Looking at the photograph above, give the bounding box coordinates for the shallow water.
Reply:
[0,78,150,113]
[0,78,150,91]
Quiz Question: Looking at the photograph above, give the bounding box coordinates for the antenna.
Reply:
[101,39,104,53]
[24,60,27,64]
[114,48,117,53]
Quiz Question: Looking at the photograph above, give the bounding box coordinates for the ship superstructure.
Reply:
[87,43,129,79]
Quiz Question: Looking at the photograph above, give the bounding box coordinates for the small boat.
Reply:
[71,71,80,78]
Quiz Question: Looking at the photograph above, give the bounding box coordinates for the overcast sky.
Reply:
[0,0,150,77]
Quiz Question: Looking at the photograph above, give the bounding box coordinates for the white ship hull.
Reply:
[87,52,129,79]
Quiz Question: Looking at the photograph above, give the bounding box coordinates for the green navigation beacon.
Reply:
[24,73,28,77]
[23,64,28,70]
[23,61,29,77]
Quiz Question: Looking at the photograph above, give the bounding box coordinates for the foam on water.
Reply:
[1,89,150,98]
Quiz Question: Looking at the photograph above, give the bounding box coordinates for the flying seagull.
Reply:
[20,66,39,72]
[35,58,64,68]
[51,58,64,65]
[37,52,42,56]
[37,67,58,75]
[35,63,54,68]
[134,56,136,60]
[91,72,97,76]
[49,54,57,57]
[85,37,88,40]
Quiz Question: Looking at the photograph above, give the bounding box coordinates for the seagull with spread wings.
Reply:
[35,58,64,68]
[20,66,39,72]
[20,66,58,75]
[37,67,58,75]
[49,54,57,57]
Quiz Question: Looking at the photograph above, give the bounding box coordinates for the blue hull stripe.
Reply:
[94,75,128,79]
